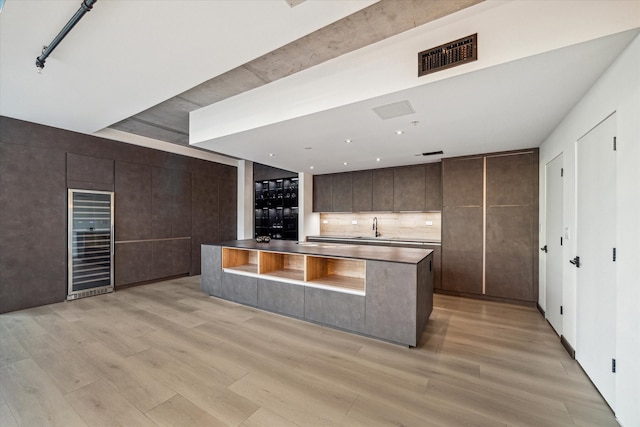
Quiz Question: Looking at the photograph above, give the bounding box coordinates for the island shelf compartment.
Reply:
[259,251,305,282]
[305,255,365,294]
[222,247,258,275]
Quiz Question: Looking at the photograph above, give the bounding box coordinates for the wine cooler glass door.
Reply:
[67,189,114,299]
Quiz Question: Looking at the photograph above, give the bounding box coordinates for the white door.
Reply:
[545,154,563,335]
[576,113,617,408]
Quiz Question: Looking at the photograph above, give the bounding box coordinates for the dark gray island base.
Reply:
[201,239,433,347]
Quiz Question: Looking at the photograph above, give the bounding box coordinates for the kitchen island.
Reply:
[201,239,434,346]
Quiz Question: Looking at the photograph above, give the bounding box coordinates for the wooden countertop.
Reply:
[207,239,432,264]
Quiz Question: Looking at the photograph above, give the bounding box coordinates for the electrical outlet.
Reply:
[322,220,328,224]
[352,220,358,225]
[425,221,433,226]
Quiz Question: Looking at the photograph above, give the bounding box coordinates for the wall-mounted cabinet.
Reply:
[255,177,298,240]
[312,162,442,213]
[394,165,426,211]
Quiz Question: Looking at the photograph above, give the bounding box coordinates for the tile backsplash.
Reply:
[319,212,441,241]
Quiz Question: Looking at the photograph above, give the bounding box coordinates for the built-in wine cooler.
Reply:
[67,189,114,300]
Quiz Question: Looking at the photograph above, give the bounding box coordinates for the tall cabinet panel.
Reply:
[442,157,484,295]
[485,152,537,301]
[441,150,538,303]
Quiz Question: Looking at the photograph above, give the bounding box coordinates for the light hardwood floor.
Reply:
[0,276,616,427]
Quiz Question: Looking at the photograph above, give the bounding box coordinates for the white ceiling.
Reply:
[0,0,376,133]
[2,0,639,175]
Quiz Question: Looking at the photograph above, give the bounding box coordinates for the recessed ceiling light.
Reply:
[376,158,381,162]
[310,166,314,170]
[343,162,348,165]
[395,130,404,135]
[268,153,275,157]
[345,139,352,143]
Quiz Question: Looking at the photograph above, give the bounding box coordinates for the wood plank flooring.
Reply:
[0,276,617,426]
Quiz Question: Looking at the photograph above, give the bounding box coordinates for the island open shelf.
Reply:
[259,251,305,282]
[305,255,365,293]
[222,247,258,274]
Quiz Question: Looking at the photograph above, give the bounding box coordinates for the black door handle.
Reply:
[540,245,548,253]
[569,256,580,268]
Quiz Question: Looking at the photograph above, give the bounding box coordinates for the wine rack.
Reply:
[255,177,298,240]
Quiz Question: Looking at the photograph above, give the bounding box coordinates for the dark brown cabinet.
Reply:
[352,170,372,212]
[485,152,537,301]
[313,174,333,212]
[442,157,484,295]
[441,150,538,303]
[312,163,442,213]
[394,165,426,211]
[425,162,442,211]
[332,172,353,212]
[372,168,394,211]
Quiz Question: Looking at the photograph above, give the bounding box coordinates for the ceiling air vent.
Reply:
[415,151,444,157]
[418,34,477,77]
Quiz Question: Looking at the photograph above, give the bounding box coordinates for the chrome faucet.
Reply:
[372,217,380,237]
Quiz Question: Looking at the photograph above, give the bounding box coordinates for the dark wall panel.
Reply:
[66,153,115,191]
[219,165,237,242]
[152,167,173,239]
[115,161,152,241]
[115,242,153,287]
[0,143,67,312]
[173,170,192,238]
[0,116,236,312]
[191,172,220,275]
[253,163,296,181]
